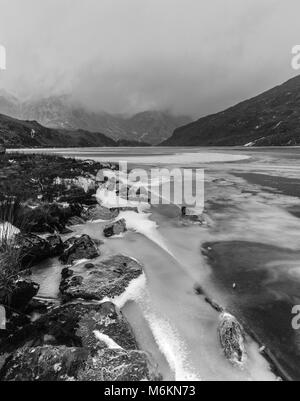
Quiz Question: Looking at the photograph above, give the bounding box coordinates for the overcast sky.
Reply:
[0,0,299,117]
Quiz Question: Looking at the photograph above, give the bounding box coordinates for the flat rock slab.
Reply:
[60,255,143,302]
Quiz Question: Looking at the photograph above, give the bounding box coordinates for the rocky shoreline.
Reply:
[0,152,283,381]
[0,152,161,381]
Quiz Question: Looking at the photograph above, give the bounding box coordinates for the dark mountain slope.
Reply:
[162,75,300,146]
[0,113,117,148]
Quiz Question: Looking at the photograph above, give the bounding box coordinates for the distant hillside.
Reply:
[162,75,300,146]
[0,92,192,145]
[0,113,146,148]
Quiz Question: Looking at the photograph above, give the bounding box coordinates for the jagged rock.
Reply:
[0,346,89,381]
[3,313,31,336]
[61,267,73,280]
[0,302,159,381]
[103,219,127,238]
[0,346,158,381]
[83,205,119,221]
[15,234,53,269]
[59,235,99,265]
[60,255,143,302]
[24,298,54,316]
[77,348,158,381]
[0,302,138,354]
[0,279,39,336]
[84,263,95,269]
[219,312,247,366]
[9,279,40,311]
[45,234,64,256]
[181,207,205,225]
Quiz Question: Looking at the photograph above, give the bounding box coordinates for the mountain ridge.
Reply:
[162,75,300,146]
[0,93,192,145]
[0,112,150,148]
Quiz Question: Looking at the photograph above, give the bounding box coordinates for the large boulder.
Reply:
[0,278,39,338]
[45,234,64,256]
[0,302,159,381]
[0,346,157,382]
[0,302,137,353]
[15,234,53,269]
[219,312,247,366]
[0,279,39,311]
[60,255,143,302]
[59,235,100,265]
[9,279,40,311]
[1,346,89,381]
[103,219,127,238]
[83,205,119,222]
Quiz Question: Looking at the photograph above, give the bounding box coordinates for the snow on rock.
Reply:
[219,312,247,367]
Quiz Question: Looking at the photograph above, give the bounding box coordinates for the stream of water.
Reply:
[29,147,300,381]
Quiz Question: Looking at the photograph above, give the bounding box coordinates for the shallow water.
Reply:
[31,257,62,300]
[27,146,300,381]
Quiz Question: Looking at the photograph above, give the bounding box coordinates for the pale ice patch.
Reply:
[245,339,278,381]
[118,211,173,256]
[102,268,201,380]
[145,313,201,381]
[101,272,147,309]
[135,286,201,381]
[73,259,90,267]
[89,218,109,224]
[83,152,250,165]
[93,331,123,349]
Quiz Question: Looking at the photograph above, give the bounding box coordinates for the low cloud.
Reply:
[0,0,299,117]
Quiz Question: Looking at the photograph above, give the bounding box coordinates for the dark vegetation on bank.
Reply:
[0,153,116,328]
[0,152,107,202]
[0,152,161,381]
[0,153,113,233]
